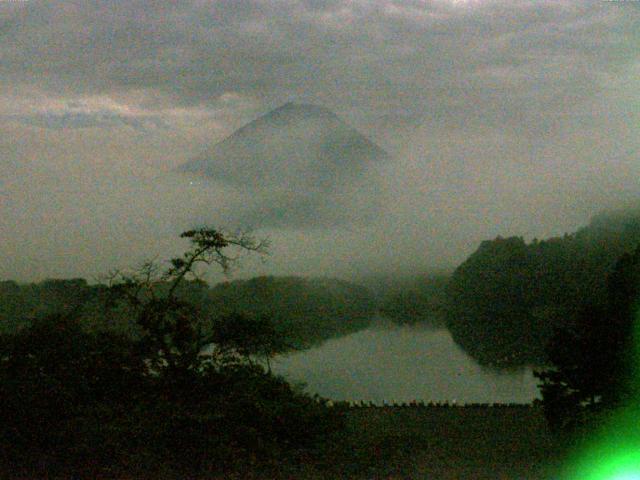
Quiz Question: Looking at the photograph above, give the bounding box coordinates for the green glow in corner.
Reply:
[581,452,640,480]
[564,307,640,480]
[564,407,640,479]
[611,474,640,480]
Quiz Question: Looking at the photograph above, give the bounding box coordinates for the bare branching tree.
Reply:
[164,228,269,295]
[105,228,269,375]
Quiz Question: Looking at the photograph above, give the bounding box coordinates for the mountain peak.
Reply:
[266,102,338,121]
[178,102,388,191]
[176,102,388,228]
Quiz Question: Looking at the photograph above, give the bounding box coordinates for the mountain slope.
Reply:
[179,102,389,195]
[177,102,390,228]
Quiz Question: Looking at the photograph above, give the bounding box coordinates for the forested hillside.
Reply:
[206,276,377,348]
[0,276,376,350]
[0,279,103,334]
[446,208,640,367]
[377,274,449,326]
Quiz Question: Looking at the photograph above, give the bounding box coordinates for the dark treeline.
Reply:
[207,276,376,348]
[4,207,640,372]
[0,278,104,334]
[0,275,377,351]
[5,207,640,373]
[355,207,640,370]
[446,207,640,367]
[375,274,449,327]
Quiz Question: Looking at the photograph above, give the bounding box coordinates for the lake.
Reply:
[272,317,541,404]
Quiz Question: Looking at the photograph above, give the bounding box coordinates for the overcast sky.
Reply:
[1,0,639,283]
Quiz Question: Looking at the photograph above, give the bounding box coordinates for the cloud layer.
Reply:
[1,0,639,281]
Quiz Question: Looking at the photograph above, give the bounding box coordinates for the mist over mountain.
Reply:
[178,102,389,228]
[1,0,638,286]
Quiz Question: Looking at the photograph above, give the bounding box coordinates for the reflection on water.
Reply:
[272,317,540,404]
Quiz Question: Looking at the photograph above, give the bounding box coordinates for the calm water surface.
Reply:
[272,318,540,404]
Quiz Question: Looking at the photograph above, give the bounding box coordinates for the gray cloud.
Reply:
[2,110,170,131]
[0,0,639,281]
[2,1,637,119]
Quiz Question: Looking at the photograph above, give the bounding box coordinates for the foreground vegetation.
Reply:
[334,405,558,479]
[536,243,640,436]
[0,229,344,479]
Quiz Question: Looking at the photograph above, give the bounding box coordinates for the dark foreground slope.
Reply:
[321,405,558,480]
[212,405,559,480]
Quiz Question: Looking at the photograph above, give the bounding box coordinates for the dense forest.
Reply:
[207,276,376,348]
[446,208,640,367]
[0,275,377,351]
[377,274,449,327]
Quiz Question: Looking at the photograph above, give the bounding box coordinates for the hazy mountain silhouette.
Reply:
[178,102,390,228]
[179,102,388,190]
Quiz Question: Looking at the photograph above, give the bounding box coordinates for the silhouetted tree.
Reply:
[535,244,640,434]
[105,228,269,375]
[0,228,341,479]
